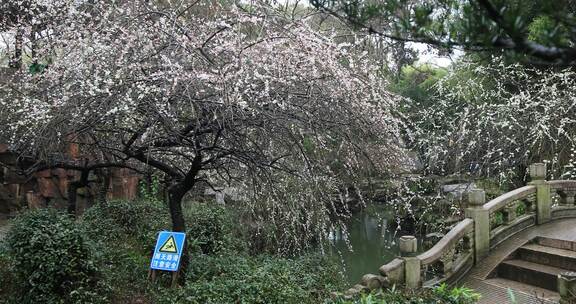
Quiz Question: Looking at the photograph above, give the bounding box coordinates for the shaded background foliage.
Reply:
[407,57,576,185]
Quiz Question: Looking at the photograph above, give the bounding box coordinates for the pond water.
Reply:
[328,205,401,284]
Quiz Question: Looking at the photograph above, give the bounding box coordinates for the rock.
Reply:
[26,191,44,209]
[361,274,388,290]
[38,178,59,198]
[344,284,369,296]
[204,186,245,204]
[441,182,478,200]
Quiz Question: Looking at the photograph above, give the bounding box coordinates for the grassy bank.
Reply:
[0,200,479,303]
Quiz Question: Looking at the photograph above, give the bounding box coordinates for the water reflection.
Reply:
[329,206,400,284]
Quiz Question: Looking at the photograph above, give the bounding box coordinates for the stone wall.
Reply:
[0,144,139,216]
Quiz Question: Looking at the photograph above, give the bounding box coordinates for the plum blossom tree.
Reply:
[1,1,405,255]
[0,0,72,69]
[411,57,576,185]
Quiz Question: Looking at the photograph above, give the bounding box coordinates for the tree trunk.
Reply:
[152,154,202,285]
[31,25,38,65]
[168,184,189,284]
[67,181,80,215]
[98,169,111,205]
[168,186,186,232]
[9,27,23,69]
[68,170,89,215]
[145,170,153,198]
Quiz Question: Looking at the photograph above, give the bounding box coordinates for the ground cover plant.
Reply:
[331,284,480,304]
[0,200,348,303]
[2,209,108,304]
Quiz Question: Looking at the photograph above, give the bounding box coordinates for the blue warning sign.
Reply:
[150,231,186,272]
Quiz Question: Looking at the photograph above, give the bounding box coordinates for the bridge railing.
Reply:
[482,185,537,249]
[550,180,576,219]
[344,163,576,296]
[417,218,474,286]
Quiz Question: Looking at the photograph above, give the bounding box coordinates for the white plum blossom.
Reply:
[411,57,576,184]
[0,1,404,254]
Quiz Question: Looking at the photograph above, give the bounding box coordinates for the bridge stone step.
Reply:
[497,259,564,291]
[536,236,576,251]
[517,243,576,271]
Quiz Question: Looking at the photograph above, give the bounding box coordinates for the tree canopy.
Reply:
[0,0,405,254]
[312,0,576,66]
[406,57,576,185]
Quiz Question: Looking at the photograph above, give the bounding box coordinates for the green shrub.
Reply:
[156,253,345,304]
[491,211,504,228]
[84,200,239,254]
[82,200,169,253]
[139,174,163,204]
[516,202,527,216]
[0,242,16,301]
[330,284,480,304]
[80,200,244,301]
[78,200,341,303]
[5,209,107,304]
[94,245,155,303]
[183,202,240,254]
[81,200,170,301]
[432,283,481,303]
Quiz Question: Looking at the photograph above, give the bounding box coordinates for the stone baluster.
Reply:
[463,234,473,252]
[503,203,517,224]
[558,271,576,304]
[523,198,535,214]
[465,189,489,263]
[529,163,551,224]
[400,235,421,289]
[559,189,576,206]
[440,246,455,276]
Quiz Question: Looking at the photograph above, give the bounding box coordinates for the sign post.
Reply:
[149,231,186,287]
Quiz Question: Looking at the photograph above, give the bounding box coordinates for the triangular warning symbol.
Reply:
[159,235,178,253]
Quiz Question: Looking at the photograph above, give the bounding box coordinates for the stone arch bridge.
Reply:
[350,163,576,304]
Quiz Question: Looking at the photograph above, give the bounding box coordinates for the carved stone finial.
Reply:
[529,163,547,180]
[399,235,418,257]
[467,189,486,207]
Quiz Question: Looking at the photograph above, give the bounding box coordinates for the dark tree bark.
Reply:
[9,27,23,69]
[30,25,38,65]
[145,169,153,198]
[166,183,191,285]
[93,168,111,205]
[167,184,187,232]
[165,154,203,284]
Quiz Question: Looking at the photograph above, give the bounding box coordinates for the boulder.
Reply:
[441,182,478,200]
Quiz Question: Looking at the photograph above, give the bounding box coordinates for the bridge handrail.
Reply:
[549,180,576,190]
[379,258,404,281]
[482,185,536,213]
[549,180,576,220]
[344,164,576,297]
[417,218,473,265]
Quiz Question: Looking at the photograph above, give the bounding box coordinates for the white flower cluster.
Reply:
[412,57,576,181]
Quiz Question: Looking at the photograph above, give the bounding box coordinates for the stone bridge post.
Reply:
[465,189,488,263]
[558,272,576,303]
[399,235,420,289]
[529,163,551,224]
